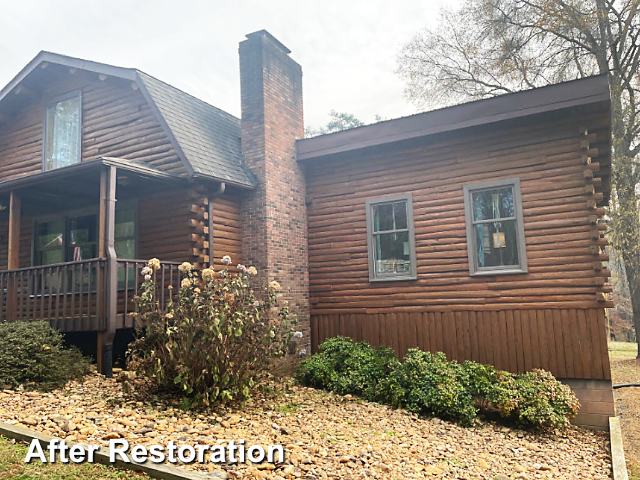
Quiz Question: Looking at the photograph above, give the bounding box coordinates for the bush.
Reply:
[377,350,477,426]
[128,258,296,408]
[489,369,580,429]
[295,337,398,400]
[296,337,580,429]
[0,321,91,391]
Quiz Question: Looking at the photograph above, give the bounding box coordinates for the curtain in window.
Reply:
[44,96,81,170]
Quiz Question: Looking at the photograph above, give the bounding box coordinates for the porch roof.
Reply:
[0,157,191,217]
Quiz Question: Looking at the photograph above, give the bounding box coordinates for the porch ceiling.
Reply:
[0,157,189,219]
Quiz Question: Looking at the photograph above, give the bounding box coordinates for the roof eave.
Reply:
[296,74,611,162]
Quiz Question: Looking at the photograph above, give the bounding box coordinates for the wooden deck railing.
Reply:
[115,259,181,325]
[0,258,182,332]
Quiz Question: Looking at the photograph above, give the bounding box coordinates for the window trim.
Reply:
[463,178,528,276]
[42,90,83,172]
[365,193,417,282]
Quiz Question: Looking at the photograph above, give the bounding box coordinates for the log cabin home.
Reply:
[0,30,614,428]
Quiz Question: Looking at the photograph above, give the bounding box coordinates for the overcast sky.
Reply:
[0,0,457,128]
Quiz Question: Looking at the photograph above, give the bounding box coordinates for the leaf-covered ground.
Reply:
[0,371,612,479]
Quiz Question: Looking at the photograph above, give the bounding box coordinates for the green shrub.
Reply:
[295,337,398,400]
[489,369,581,429]
[128,258,296,408]
[0,321,91,391]
[377,350,477,426]
[296,337,580,429]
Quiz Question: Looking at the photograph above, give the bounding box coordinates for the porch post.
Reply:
[7,191,20,270]
[97,170,107,373]
[6,191,20,321]
[100,166,117,377]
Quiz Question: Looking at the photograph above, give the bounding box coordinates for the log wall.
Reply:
[304,108,612,380]
[210,193,243,272]
[0,71,185,181]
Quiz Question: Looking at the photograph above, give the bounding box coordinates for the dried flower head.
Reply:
[181,278,191,289]
[201,268,215,282]
[178,262,192,273]
[299,349,307,357]
[268,280,281,291]
[148,258,161,271]
[247,266,258,276]
[141,266,152,276]
[293,331,303,338]
[237,264,246,273]
[221,255,232,265]
[253,300,260,308]
[144,274,152,281]
[165,312,173,319]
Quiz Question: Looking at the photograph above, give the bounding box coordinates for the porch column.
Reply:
[6,191,20,321]
[98,166,117,377]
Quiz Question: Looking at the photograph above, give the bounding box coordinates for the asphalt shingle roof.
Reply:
[136,71,255,187]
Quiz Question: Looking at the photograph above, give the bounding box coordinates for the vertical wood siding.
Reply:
[311,308,611,380]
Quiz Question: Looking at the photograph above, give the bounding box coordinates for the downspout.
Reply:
[208,182,225,266]
[103,165,118,378]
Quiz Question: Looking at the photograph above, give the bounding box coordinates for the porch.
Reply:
[0,157,213,376]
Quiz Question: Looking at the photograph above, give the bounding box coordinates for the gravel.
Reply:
[0,372,613,479]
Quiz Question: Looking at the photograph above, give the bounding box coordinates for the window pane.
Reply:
[373,203,394,232]
[36,220,64,250]
[67,245,95,262]
[115,209,136,238]
[393,201,408,230]
[115,239,136,260]
[40,249,63,266]
[473,220,519,268]
[44,96,81,171]
[69,215,97,245]
[375,231,412,275]
[472,187,514,221]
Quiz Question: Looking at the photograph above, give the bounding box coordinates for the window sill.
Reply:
[369,275,417,283]
[470,268,527,277]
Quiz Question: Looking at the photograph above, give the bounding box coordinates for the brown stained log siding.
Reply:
[138,188,192,263]
[305,110,611,380]
[305,113,609,313]
[210,194,243,273]
[0,73,185,181]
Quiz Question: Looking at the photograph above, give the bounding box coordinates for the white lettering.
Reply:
[68,444,86,463]
[196,445,208,463]
[130,445,148,463]
[178,445,196,463]
[209,445,225,463]
[24,439,46,463]
[148,444,165,463]
[268,445,285,463]
[247,445,265,463]
[109,439,130,462]
[167,440,177,463]
[87,445,100,463]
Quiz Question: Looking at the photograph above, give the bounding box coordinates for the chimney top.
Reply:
[244,30,292,55]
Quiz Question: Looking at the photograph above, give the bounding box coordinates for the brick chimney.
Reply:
[239,30,309,344]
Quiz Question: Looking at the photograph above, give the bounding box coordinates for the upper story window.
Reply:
[365,193,417,282]
[43,93,81,171]
[463,178,528,276]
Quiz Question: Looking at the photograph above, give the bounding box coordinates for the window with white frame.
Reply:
[365,193,417,281]
[43,93,82,171]
[463,178,528,275]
